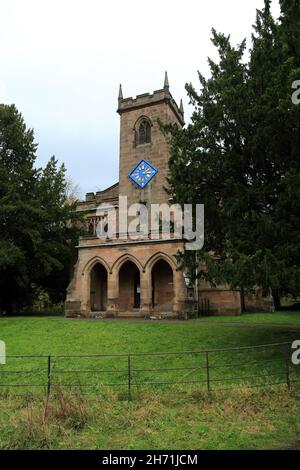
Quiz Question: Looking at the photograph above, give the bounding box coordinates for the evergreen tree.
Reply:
[164,0,300,304]
[0,104,81,313]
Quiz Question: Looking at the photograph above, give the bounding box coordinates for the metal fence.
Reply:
[0,341,299,397]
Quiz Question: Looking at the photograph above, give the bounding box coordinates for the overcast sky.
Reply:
[0,0,281,197]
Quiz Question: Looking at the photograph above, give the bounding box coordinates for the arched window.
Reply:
[136,119,151,146]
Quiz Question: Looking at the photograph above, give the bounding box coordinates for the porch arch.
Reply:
[82,256,112,276]
[80,257,110,314]
[118,260,141,312]
[144,252,177,274]
[150,257,175,312]
[90,262,108,312]
[112,253,144,274]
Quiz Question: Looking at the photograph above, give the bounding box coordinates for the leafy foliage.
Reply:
[0,104,81,312]
[163,0,300,300]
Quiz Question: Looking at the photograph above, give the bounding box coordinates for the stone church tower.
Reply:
[65,75,244,318]
[118,72,183,207]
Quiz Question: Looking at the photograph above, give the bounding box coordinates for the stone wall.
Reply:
[198,289,241,316]
[65,239,188,319]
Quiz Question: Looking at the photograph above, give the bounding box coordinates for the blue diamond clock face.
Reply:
[129,159,158,189]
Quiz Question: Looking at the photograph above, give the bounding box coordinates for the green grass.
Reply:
[196,311,300,325]
[1,314,300,356]
[0,316,299,391]
[0,387,299,450]
[0,315,300,449]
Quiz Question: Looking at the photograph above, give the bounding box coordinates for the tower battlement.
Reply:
[117,73,184,126]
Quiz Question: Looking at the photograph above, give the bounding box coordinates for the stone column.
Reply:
[140,270,152,317]
[173,270,187,319]
[107,270,119,317]
[80,270,91,318]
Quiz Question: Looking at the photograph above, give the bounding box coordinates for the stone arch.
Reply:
[82,256,111,276]
[150,256,175,312]
[80,257,111,313]
[144,252,177,274]
[118,260,141,312]
[90,263,108,312]
[112,253,144,275]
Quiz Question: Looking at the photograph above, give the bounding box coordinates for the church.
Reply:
[65,74,271,319]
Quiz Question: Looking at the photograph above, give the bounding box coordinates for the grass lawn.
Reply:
[0,315,300,450]
[1,314,300,356]
[196,311,300,325]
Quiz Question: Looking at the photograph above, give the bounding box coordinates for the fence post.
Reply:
[205,351,210,393]
[285,349,291,391]
[128,354,132,400]
[47,355,51,395]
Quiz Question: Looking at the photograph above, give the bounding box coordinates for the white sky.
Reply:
[0,0,281,196]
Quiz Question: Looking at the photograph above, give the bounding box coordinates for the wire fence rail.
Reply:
[0,342,299,397]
